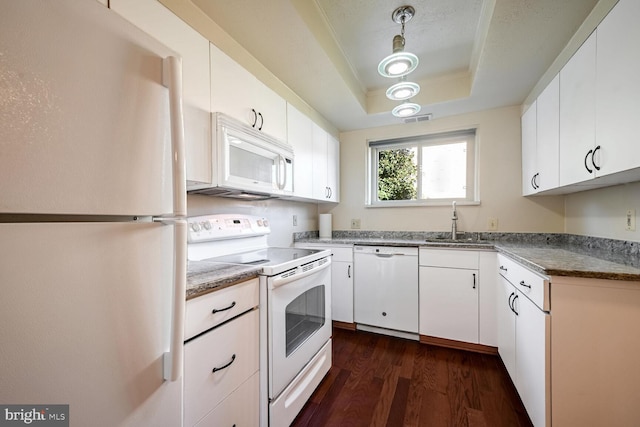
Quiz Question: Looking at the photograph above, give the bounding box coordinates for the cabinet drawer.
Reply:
[185,278,259,340]
[497,254,549,311]
[184,309,259,427]
[193,372,259,427]
[331,247,353,262]
[419,248,479,269]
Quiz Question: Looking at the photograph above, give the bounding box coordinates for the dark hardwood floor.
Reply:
[292,327,533,427]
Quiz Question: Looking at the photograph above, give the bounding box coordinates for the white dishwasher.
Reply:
[353,245,419,334]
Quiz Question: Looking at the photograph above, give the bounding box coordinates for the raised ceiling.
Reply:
[192,0,599,132]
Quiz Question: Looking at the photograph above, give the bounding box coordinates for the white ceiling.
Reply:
[192,0,599,132]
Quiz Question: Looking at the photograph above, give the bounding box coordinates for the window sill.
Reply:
[365,200,481,208]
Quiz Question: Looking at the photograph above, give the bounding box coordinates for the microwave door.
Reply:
[225,134,279,193]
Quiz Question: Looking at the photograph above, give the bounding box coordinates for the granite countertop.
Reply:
[295,231,640,282]
[186,260,262,300]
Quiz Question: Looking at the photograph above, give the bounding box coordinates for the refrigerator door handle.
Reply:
[163,56,187,217]
[162,56,187,382]
[161,218,187,382]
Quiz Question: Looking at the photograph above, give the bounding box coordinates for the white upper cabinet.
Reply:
[109,0,212,188]
[312,124,340,202]
[286,104,314,199]
[210,44,287,142]
[521,102,537,195]
[326,134,340,202]
[535,74,560,192]
[595,0,640,177]
[559,31,597,187]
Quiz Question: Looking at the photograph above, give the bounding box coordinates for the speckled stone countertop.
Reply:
[294,231,640,282]
[186,261,262,300]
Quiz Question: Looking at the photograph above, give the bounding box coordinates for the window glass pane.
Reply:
[377,147,418,201]
[420,142,467,199]
[285,285,325,357]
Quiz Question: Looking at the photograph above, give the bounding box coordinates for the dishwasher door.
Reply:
[353,246,419,333]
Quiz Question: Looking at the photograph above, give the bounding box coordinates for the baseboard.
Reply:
[332,320,356,331]
[420,335,498,355]
[356,324,419,341]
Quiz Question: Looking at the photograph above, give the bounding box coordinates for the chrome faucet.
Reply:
[451,201,458,240]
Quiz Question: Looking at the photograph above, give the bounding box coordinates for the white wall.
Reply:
[187,195,319,247]
[322,105,565,233]
[565,181,640,242]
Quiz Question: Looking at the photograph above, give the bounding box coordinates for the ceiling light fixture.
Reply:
[386,80,420,101]
[392,101,421,118]
[378,6,419,78]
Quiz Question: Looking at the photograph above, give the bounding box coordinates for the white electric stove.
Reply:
[187,214,333,427]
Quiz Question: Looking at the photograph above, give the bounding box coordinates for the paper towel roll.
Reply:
[319,214,332,239]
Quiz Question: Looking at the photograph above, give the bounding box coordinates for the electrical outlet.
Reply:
[487,217,498,231]
[626,209,636,231]
[351,218,361,229]
[292,215,298,226]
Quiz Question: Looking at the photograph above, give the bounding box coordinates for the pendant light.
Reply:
[386,80,420,101]
[392,101,421,118]
[378,6,419,78]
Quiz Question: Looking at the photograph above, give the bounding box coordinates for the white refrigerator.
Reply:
[0,1,187,426]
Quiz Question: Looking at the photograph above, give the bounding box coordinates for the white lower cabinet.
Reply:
[294,243,353,324]
[419,249,480,343]
[183,279,260,427]
[419,249,497,347]
[497,255,550,427]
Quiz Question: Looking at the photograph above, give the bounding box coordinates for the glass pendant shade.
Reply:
[378,35,419,78]
[392,101,421,118]
[386,81,420,101]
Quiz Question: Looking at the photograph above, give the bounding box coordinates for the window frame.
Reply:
[366,129,479,207]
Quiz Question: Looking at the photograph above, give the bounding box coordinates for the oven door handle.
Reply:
[271,258,332,289]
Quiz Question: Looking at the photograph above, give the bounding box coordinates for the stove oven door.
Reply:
[268,258,332,399]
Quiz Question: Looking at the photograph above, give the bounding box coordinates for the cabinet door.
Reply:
[312,123,329,200]
[497,276,516,381]
[110,0,212,187]
[596,0,640,176]
[287,104,314,199]
[252,80,287,142]
[332,261,353,323]
[210,44,256,126]
[210,44,286,141]
[326,134,340,202]
[515,293,550,427]
[559,31,597,186]
[521,101,538,195]
[536,74,560,192]
[419,266,478,343]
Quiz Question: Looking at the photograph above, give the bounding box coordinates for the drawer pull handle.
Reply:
[212,354,236,373]
[212,301,236,314]
[519,280,531,289]
[499,266,507,272]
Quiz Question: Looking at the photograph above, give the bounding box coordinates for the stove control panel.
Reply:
[187,214,270,243]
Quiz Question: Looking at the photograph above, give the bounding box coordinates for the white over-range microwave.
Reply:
[188,113,293,200]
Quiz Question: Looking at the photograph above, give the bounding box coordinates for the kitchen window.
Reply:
[367,129,478,206]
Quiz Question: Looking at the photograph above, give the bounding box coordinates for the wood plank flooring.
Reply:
[292,327,533,427]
